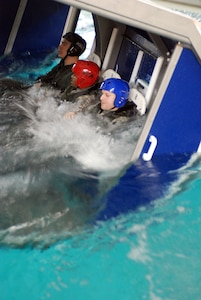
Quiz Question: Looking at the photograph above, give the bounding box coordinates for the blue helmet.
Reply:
[100,78,130,108]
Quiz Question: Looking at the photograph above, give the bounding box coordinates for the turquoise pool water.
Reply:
[0,52,201,300]
[1,165,201,300]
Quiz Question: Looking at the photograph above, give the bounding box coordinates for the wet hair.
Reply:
[63,32,86,57]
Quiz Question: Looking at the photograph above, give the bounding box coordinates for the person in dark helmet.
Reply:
[87,78,138,125]
[0,32,86,96]
[37,32,86,92]
[62,60,100,119]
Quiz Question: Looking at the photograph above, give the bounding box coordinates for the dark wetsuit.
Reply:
[0,59,74,95]
[38,59,74,92]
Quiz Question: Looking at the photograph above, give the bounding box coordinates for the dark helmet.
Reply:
[63,32,86,57]
[100,78,130,108]
[72,60,100,89]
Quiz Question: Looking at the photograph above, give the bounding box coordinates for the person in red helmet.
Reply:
[71,59,100,89]
[62,60,100,119]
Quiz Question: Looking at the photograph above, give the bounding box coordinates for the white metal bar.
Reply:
[61,6,79,42]
[4,0,28,55]
[129,50,144,87]
[102,27,119,71]
[146,56,164,105]
[56,0,201,61]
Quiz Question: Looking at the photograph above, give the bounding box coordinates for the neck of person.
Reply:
[110,106,118,111]
[64,56,78,66]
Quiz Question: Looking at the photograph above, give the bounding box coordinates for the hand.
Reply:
[34,82,42,89]
[63,111,76,119]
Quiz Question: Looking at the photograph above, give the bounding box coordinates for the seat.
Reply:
[87,52,101,67]
[101,69,121,80]
[129,88,147,116]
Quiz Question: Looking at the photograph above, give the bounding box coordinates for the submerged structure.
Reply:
[1,0,201,226]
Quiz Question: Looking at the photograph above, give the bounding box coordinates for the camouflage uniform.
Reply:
[61,84,100,113]
[86,100,138,125]
[61,84,138,128]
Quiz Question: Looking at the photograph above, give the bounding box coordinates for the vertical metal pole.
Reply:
[102,27,119,71]
[146,56,164,106]
[129,50,144,86]
[4,0,28,55]
[61,6,79,43]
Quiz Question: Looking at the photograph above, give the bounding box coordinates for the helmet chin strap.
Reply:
[63,48,73,61]
[63,54,68,61]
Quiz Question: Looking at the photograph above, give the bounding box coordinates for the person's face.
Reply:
[71,73,77,87]
[58,39,71,58]
[100,90,116,110]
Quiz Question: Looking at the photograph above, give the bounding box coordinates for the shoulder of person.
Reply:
[118,101,138,115]
[60,86,75,100]
[76,93,93,103]
[86,101,101,114]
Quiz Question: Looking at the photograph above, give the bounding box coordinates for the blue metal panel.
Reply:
[96,155,182,221]
[142,48,201,161]
[13,0,69,53]
[137,53,156,83]
[115,37,138,81]
[95,48,201,221]
[1,0,69,55]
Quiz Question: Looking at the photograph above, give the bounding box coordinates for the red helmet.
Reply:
[72,60,100,89]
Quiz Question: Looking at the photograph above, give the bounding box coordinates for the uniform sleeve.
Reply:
[76,94,96,113]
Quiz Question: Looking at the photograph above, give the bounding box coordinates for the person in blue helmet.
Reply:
[62,77,138,125]
[86,77,138,124]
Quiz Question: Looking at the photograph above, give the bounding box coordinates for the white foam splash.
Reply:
[127,224,151,263]
[23,88,142,173]
[162,152,201,201]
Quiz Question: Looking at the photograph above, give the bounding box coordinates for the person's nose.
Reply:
[100,94,104,101]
